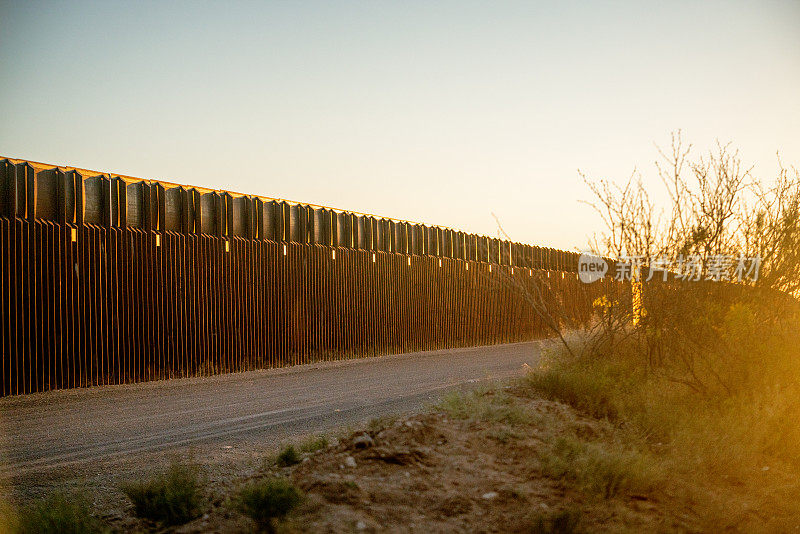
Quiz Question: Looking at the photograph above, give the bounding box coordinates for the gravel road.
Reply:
[0,341,544,482]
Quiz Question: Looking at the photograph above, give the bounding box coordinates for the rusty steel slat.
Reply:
[208,236,218,374]
[88,226,98,386]
[237,238,246,371]
[191,234,202,376]
[97,226,107,385]
[225,237,241,372]
[196,235,206,375]
[179,233,188,377]
[230,238,239,372]
[268,241,278,369]
[136,229,146,383]
[254,240,264,370]
[167,233,177,378]
[75,220,84,390]
[260,241,269,369]
[244,239,253,370]
[122,229,133,384]
[145,228,156,382]
[92,226,102,386]
[24,218,34,393]
[214,235,223,374]
[0,218,7,396]
[299,244,309,364]
[112,227,123,384]
[178,233,188,377]
[309,246,318,362]
[245,239,254,370]
[278,241,287,366]
[34,221,44,392]
[130,229,140,383]
[208,236,219,374]
[127,230,136,383]
[108,227,119,385]
[45,222,56,390]
[171,233,180,376]
[332,247,341,360]
[159,232,169,379]
[82,226,92,387]
[223,237,232,372]
[164,233,174,378]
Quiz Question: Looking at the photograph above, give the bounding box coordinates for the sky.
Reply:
[1,0,798,250]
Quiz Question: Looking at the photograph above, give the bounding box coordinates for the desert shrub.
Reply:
[121,461,203,526]
[298,435,328,453]
[527,281,800,475]
[15,491,106,534]
[275,445,301,467]
[235,478,302,533]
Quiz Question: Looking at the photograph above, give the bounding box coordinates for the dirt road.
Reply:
[0,341,543,481]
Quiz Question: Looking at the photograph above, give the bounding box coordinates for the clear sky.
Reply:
[1,1,798,250]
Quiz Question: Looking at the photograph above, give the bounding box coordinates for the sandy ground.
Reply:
[100,383,692,533]
[0,341,545,506]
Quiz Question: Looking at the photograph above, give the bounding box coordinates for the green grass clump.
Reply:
[539,433,657,498]
[437,388,530,426]
[235,478,302,533]
[15,492,106,534]
[525,359,621,421]
[121,461,203,526]
[275,445,301,467]
[298,435,328,453]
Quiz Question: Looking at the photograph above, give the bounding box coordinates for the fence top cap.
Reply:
[2,155,580,258]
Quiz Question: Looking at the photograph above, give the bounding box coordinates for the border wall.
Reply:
[0,158,615,396]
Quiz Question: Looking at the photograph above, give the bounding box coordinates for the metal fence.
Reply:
[0,158,615,396]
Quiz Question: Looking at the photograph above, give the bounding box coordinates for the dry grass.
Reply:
[526,317,800,530]
[120,461,204,526]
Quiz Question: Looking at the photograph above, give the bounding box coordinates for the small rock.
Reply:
[345,456,357,468]
[353,433,374,449]
[405,421,414,428]
[339,464,345,470]
[482,492,499,500]
[329,437,340,448]
[356,520,367,530]
[202,514,210,520]
[302,457,310,463]
[762,466,770,471]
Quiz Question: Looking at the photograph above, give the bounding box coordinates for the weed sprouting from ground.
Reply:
[14,492,106,534]
[275,445,301,467]
[298,435,328,453]
[367,414,399,432]
[437,388,531,426]
[235,478,302,533]
[121,461,203,526]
